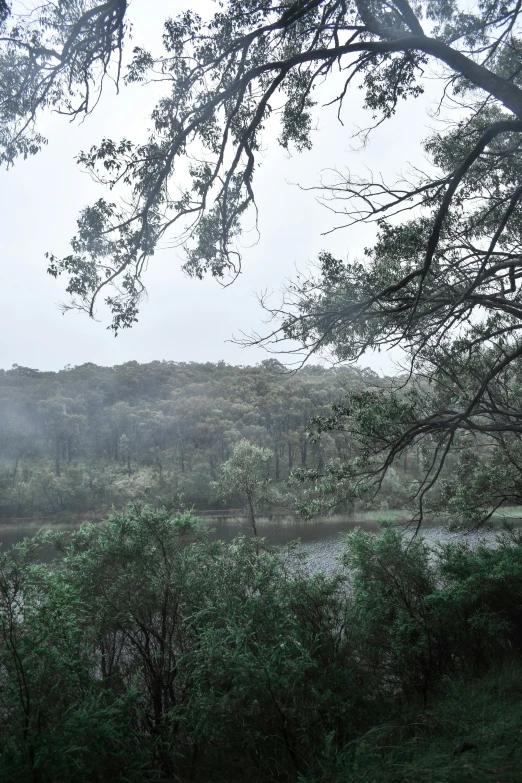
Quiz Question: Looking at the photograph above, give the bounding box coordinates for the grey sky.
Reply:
[0,1,436,374]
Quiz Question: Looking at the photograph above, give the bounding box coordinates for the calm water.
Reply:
[0,514,500,575]
[0,514,365,549]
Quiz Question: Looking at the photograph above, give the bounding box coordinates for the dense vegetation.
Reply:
[0,360,417,519]
[1,506,522,782]
[4,1,522,521]
[3,3,522,779]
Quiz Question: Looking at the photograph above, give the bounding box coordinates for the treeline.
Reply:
[0,359,406,518]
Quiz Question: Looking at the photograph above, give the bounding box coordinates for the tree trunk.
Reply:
[55,440,61,477]
[300,435,307,467]
[11,455,19,488]
[248,495,257,537]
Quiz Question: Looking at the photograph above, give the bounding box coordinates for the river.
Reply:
[0,514,502,576]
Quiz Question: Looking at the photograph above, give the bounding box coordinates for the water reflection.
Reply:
[0,515,373,565]
[0,514,501,576]
[205,515,376,544]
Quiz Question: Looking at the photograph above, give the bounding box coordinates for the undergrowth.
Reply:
[1,510,521,782]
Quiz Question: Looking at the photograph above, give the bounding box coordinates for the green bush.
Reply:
[1,511,522,782]
[0,508,361,781]
[343,525,522,700]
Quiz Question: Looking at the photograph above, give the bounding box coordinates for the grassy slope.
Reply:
[339,661,522,783]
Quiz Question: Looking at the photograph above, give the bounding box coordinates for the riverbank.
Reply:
[0,510,503,576]
[3,503,521,528]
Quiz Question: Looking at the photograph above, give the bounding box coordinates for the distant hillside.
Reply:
[0,360,387,518]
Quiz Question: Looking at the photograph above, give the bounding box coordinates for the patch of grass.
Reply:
[340,660,522,783]
[356,508,414,523]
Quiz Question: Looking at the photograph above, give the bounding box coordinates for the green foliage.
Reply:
[343,524,522,700]
[175,536,358,780]
[14,0,517,344]
[438,440,522,525]
[0,360,404,519]
[4,2,522,528]
[0,506,360,781]
[344,525,440,698]
[303,660,522,783]
[216,439,273,533]
[0,536,146,782]
[0,2,127,166]
[2,508,522,781]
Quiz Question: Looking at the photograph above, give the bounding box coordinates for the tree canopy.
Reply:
[217,439,274,534]
[0,1,127,165]
[1,360,397,518]
[5,1,522,522]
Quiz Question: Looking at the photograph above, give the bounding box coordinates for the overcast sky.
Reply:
[0,1,437,374]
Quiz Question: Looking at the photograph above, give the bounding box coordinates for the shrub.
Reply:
[2,511,522,782]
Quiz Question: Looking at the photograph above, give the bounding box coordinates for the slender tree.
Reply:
[217,440,273,536]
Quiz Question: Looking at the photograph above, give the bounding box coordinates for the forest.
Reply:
[3,0,522,781]
[0,360,412,519]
